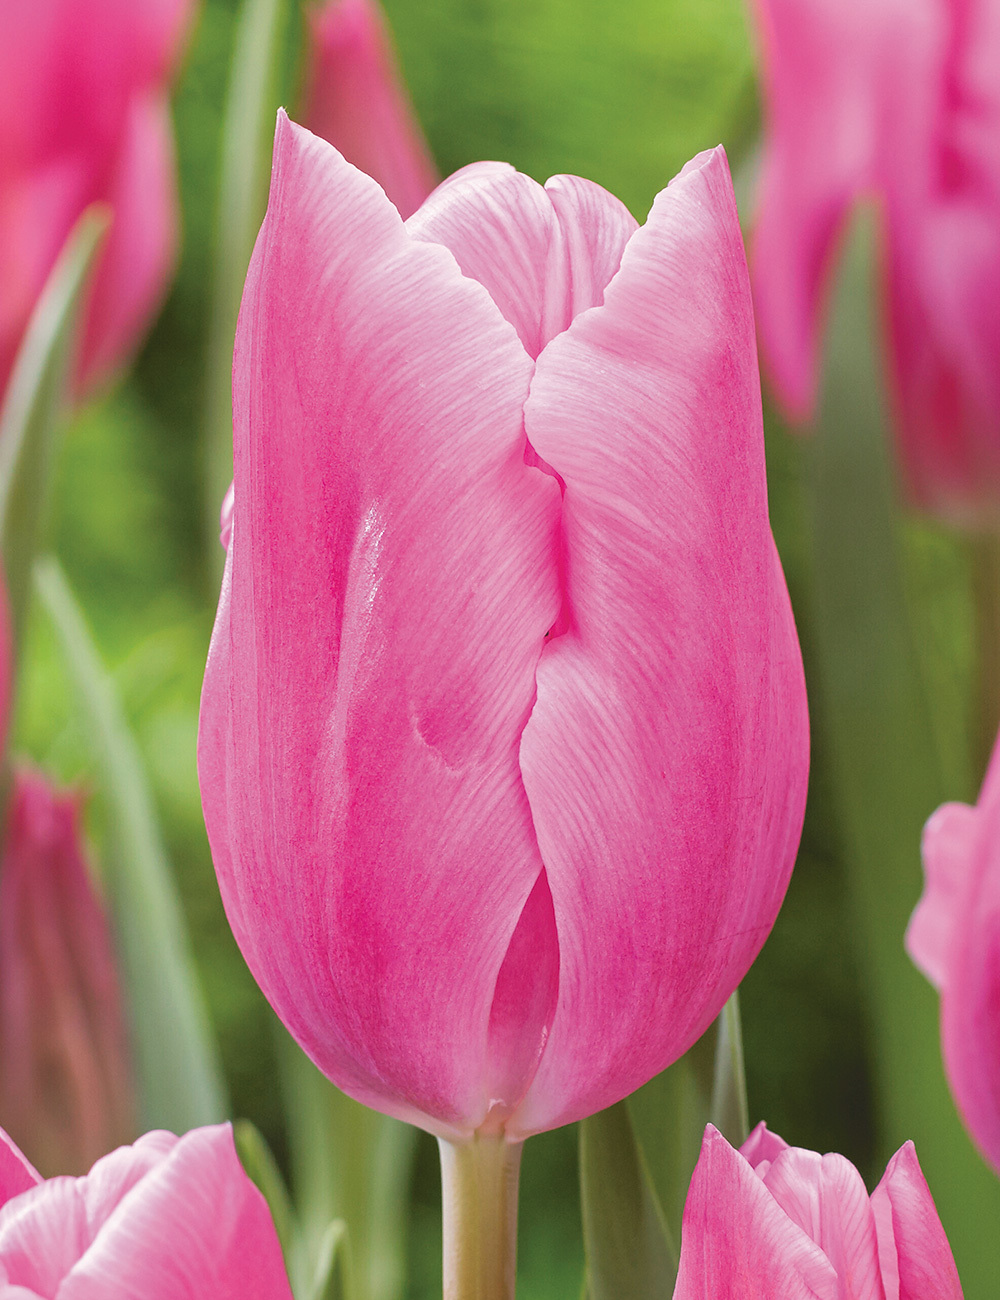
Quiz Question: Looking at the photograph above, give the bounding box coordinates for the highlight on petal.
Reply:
[200,114,562,1138]
[303,0,438,219]
[673,1126,838,1300]
[871,1142,963,1300]
[512,145,808,1135]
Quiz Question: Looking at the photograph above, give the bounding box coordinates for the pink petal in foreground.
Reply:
[0,1131,40,1206]
[303,0,438,219]
[200,114,561,1138]
[512,147,808,1135]
[871,1142,963,1300]
[673,1126,838,1300]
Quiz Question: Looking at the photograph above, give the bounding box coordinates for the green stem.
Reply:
[969,531,1000,784]
[710,991,748,1147]
[438,1135,523,1300]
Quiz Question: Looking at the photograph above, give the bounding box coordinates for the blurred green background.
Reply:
[12,0,988,1295]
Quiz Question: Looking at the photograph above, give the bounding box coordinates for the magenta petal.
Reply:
[407,163,636,359]
[906,802,978,990]
[199,115,563,1137]
[511,147,808,1135]
[871,1143,963,1300]
[741,1121,791,1172]
[673,1127,838,1300]
[0,1132,40,1207]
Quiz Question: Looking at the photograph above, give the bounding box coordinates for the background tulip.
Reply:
[198,112,808,1145]
[908,736,1000,1177]
[0,1121,293,1295]
[0,767,135,1176]
[0,0,193,400]
[746,0,1000,521]
[674,1123,963,1298]
[302,0,439,219]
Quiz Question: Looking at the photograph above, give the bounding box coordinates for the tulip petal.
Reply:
[199,116,563,1137]
[512,147,808,1134]
[906,802,978,990]
[760,1149,885,1300]
[673,1127,838,1300]
[407,164,636,359]
[0,1133,39,1206]
[871,1142,963,1300]
[741,1121,790,1173]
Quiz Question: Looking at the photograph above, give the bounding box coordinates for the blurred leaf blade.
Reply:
[311,1220,353,1300]
[579,1100,677,1300]
[0,208,108,659]
[34,554,228,1131]
[234,1118,298,1267]
[710,991,748,1147]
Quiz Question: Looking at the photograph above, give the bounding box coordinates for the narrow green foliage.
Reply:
[311,1220,354,1300]
[234,1118,298,1266]
[0,209,107,661]
[34,555,227,1131]
[710,991,749,1147]
[579,1101,677,1300]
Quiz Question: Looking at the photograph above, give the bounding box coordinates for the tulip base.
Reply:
[438,1134,523,1300]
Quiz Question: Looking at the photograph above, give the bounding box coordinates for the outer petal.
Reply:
[0,1132,40,1207]
[512,148,808,1134]
[199,116,561,1137]
[906,802,978,990]
[302,0,438,220]
[673,1126,838,1300]
[748,0,940,420]
[871,1142,963,1300]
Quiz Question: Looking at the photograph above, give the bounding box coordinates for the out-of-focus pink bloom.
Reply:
[748,0,1000,522]
[0,767,135,1176]
[0,0,193,400]
[0,1121,294,1295]
[198,114,809,1142]
[907,735,1000,1175]
[675,1123,963,1298]
[302,0,438,220]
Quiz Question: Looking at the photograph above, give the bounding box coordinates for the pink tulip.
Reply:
[302,0,438,219]
[0,767,135,1176]
[0,0,193,400]
[675,1123,963,1298]
[0,1121,294,1294]
[907,735,1000,1175]
[199,113,809,1143]
[747,0,1000,521]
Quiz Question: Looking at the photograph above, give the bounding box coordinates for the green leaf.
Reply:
[0,208,108,660]
[33,555,228,1131]
[202,0,287,570]
[807,208,1000,1294]
[579,1100,677,1300]
[310,1220,353,1300]
[278,1032,416,1300]
[234,1118,298,1267]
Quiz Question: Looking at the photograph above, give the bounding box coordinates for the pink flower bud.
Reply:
[675,1123,963,1298]
[0,1121,293,1295]
[302,0,438,218]
[198,115,809,1142]
[747,0,1000,523]
[0,767,135,1176]
[0,0,194,399]
[908,734,1000,1175]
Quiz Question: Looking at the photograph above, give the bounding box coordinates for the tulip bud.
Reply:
[302,0,438,219]
[746,0,1000,523]
[908,734,1000,1176]
[0,0,194,398]
[0,767,135,1176]
[675,1123,963,1298]
[199,114,808,1143]
[0,1121,294,1295]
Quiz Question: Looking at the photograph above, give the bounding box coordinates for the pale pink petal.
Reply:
[673,1127,838,1300]
[871,1143,963,1300]
[76,92,178,390]
[761,1149,885,1300]
[741,1121,790,1173]
[511,147,808,1134]
[906,802,979,990]
[302,0,437,220]
[199,115,562,1138]
[406,164,636,359]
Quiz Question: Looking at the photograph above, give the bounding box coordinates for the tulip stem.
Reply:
[970,531,1000,784]
[438,1135,523,1300]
